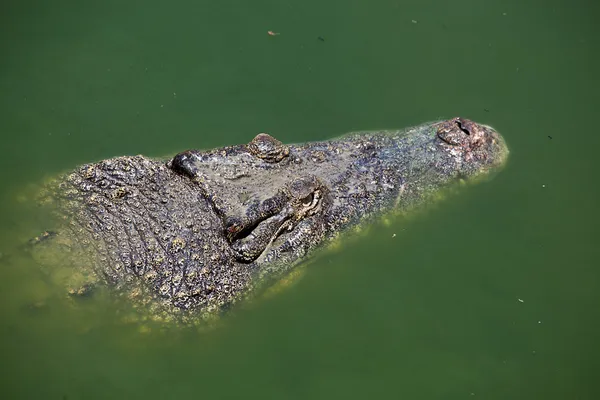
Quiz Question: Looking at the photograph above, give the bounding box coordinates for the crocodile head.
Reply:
[32,118,508,321]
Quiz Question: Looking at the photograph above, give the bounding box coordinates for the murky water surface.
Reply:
[1,0,598,398]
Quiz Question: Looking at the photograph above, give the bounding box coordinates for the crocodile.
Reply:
[31,117,508,321]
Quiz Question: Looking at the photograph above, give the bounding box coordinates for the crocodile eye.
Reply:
[301,193,314,207]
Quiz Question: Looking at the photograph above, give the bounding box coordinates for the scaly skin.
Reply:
[32,118,508,319]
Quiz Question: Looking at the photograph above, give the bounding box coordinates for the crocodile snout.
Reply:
[435,117,508,175]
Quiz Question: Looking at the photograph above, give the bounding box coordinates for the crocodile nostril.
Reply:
[455,120,470,135]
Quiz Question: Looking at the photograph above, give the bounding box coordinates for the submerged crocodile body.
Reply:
[33,118,508,319]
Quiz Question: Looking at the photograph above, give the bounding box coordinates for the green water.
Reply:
[1,0,599,398]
